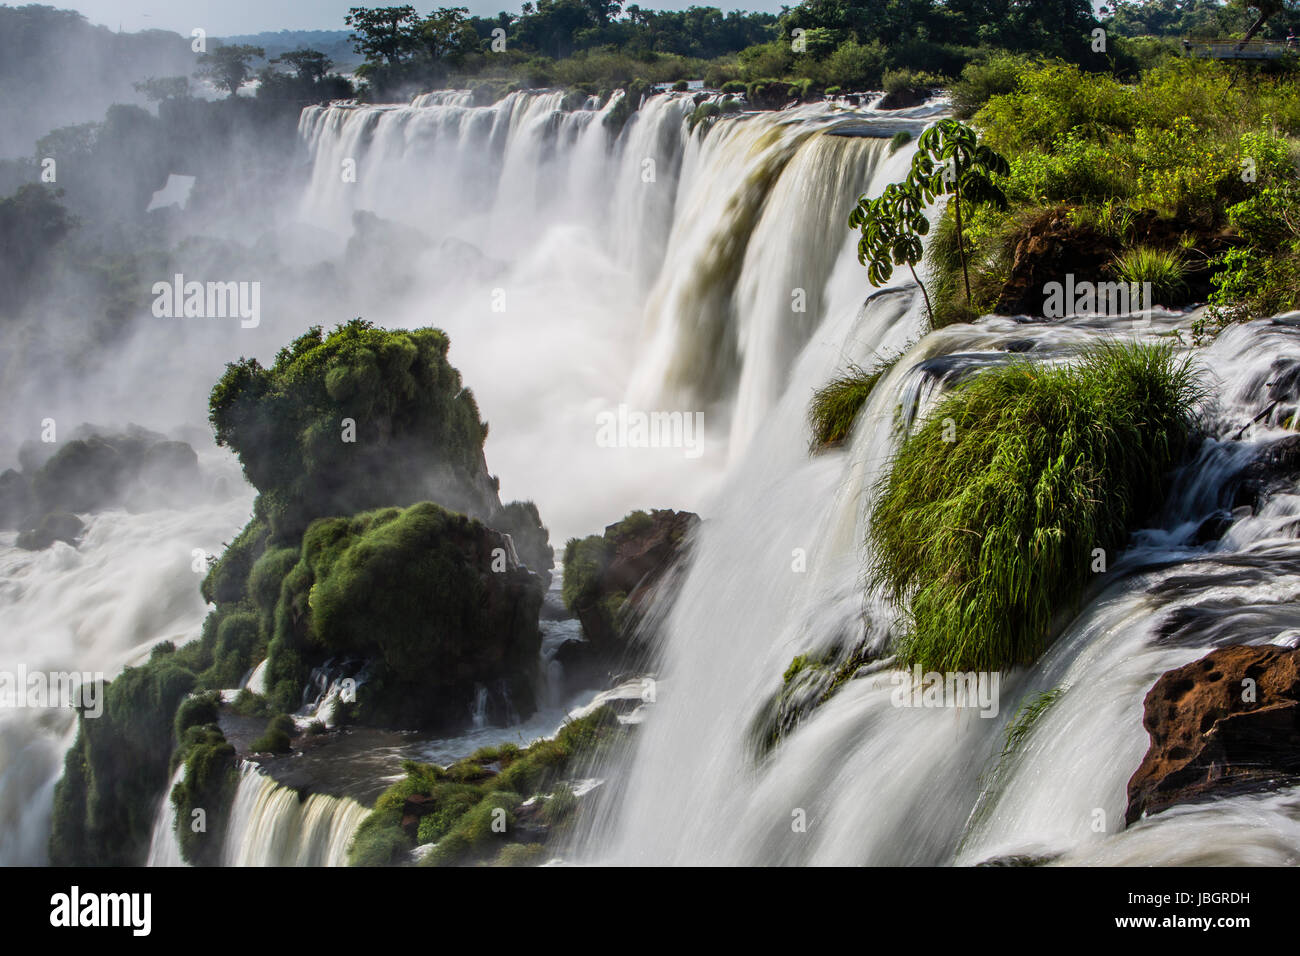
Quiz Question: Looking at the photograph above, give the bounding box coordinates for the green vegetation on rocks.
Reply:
[348,705,624,867]
[209,319,498,541]
[263,501,543,725]
[808,351,906,450]
[870,342,1203,673]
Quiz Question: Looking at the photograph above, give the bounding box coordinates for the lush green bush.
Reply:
[950,52,1027,119]
[870,342,1202,672]
[347,706,623,866]
[209,319,495,541]
[170,725,237,866]
[264,501,543,726]
[250,713,295,753]
[50,658,198,865]
[1112,245,1189,305]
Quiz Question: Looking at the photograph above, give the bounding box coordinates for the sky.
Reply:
[66,0,792,37]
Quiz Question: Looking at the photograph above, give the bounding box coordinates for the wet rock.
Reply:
[1126,643,1300,824]
[24,426,203,515]
[16,511,84,550]
[1225,434,1300,513]
[0,469,31,528]
[877,86,931,110]
[564,509,699,657]
[1190,509,1234,546]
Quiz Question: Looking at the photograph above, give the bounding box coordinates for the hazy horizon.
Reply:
[63,0,793,38]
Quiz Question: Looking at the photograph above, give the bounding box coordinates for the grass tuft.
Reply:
[808,351,905,451]
[1111,245,1189,305]
[869,341,1203,672]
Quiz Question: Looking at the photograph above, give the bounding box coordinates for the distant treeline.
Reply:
[338,0,1300,100]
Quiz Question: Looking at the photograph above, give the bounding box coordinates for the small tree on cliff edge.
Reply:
[849,119,1007,323]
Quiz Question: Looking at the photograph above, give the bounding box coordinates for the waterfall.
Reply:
[145,765,188,867]
[586,293,1300,863]
[0,489,254,866]
[294,92,932,539]
[16,82,1295,867]
[220,762,368,867]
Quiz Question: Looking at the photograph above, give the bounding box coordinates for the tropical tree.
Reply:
[909,119,1009,307]
[848,119,1008,322]
[272,49,332,82]
[848,180,934,323]
[196,43,266,96]
[345,5,419,64]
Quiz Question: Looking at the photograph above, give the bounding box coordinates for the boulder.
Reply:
[1225,434,1300,513]
[562,509,699,658]
[16,512,84,550]
[876,86,931,110]
[1125,643,1300,824]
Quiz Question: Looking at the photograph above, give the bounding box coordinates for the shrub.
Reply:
[870,342,1203,672]
[950,52,1026,119]
[251,713,295,753]
[170,725,237,866]
[1112,245,1189,305]
[209,319,494,540]
[719,80,746,95]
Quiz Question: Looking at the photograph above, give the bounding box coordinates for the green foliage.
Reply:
[264,501,542,727]
[422,791,523,866]
[196,43,266,96]
[926,58,1300,328]
[688,100,723,132]
[808,352,904,450]
[870,342,1203,672]
[251,713,296,753]
[170,725,238,866]
[950,52,1027,119]
[1002,687,1066,759]
[348,705,624,866]
[1112,245,1190,304]
[209,320,493,541]
[562,534,610,613]
[229,687,270,718]
[174,691,221,738]
[49,659,198,865]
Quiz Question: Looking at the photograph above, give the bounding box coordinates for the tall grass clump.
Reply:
[808,352,904,450]
[1112,245,1189,304]
[869,341,1203,672]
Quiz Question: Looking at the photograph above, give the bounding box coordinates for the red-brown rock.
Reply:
[1126,643,1300,824]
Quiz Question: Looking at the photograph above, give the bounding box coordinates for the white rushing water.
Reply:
[7,86,1300,867]
[220,762,368,867]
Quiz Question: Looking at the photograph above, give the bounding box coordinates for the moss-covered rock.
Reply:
[249,713,296,753]
[169,724,238,866]
[264,501,545,728]
[490,499,554,585]
[209,319,501,541]
[561,509,698,664]
[348,705,625,867]
[49,654,197,865]
[25,426,200,516]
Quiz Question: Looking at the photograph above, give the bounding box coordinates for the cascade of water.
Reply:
[145,765,188,867]
[0,492,254,866]
[220,762,368,867]
[590,303,1300,864]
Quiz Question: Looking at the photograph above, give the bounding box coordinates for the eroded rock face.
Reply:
[567,509,699,653]
[1126,643,1300,825]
